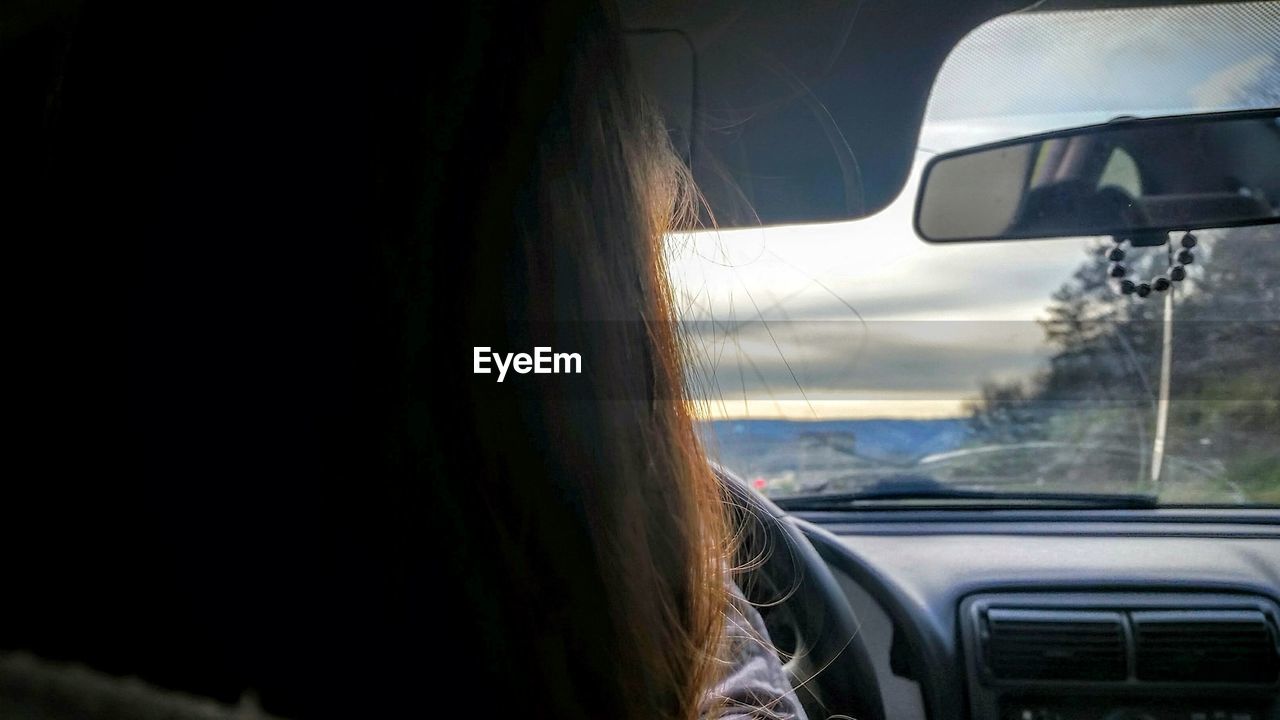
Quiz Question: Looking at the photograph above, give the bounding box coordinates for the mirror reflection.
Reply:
[916,111,1280,242]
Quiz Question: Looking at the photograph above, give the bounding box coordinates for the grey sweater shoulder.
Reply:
[704,584,810,720]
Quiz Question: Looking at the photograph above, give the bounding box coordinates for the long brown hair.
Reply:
[434,2,729,718]
[5,0,728,718]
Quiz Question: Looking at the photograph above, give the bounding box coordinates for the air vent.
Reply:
[1133,610,1280,683]
[983,609,1126,681]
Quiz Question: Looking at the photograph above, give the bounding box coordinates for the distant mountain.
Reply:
[703,418,969,459]
[699,418,971,490]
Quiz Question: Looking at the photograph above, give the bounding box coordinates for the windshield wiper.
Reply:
[772,473,1159,511]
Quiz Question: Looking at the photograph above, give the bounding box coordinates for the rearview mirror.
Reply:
[914,109,1280,243]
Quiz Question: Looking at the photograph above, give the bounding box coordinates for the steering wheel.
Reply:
[718,466,885,720]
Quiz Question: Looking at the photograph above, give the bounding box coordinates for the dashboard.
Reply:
[795,508,1280,720]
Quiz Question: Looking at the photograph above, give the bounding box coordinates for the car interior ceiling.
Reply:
[619,0,1264,227]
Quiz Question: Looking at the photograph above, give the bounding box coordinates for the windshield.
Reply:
[670,2,1280,506]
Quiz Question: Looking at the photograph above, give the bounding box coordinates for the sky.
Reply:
[667,2,1280,420]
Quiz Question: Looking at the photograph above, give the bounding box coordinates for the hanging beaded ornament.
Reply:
[1109,231,1196,298]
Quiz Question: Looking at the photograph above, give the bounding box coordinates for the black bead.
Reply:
[1108,247,1126,262]
[1181,233,1197,249]
[1170,265,1187,282]
[1177,249,1195,264]
[1153,276,1171,292]
[1119,279,1136,294]
[1109,263,1127,278]
[1136,282,1152,297]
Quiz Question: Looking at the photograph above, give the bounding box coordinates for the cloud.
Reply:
[665,150,1115,420]
[684,319,1049,399]
[927,5,1280,123]
[1190,54,1277,108]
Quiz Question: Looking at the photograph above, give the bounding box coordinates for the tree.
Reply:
[966,227,1280,500]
